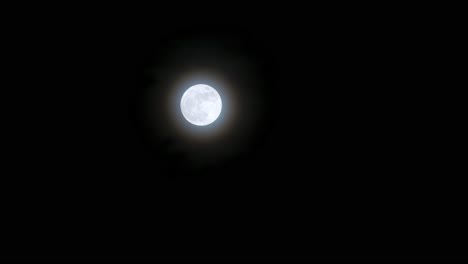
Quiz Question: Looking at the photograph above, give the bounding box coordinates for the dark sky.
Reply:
[3,4,465,261]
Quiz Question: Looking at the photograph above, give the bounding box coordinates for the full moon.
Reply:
[180,84,222,126]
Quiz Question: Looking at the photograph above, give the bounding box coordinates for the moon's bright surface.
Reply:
[180,84,222,126]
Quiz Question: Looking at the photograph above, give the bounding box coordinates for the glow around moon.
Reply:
[180,84,222,126]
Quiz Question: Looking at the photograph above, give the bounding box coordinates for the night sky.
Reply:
[3,3,465,261]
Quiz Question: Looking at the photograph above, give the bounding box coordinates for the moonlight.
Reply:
[180,84,222,126]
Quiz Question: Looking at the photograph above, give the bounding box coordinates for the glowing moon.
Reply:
[180,84,222,126]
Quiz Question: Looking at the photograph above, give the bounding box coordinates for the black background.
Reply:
[3,3,466,262]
